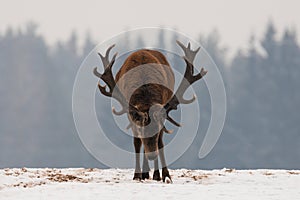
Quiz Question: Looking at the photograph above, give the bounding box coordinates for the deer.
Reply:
[93,41,207,182]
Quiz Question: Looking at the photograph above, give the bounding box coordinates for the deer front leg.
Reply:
[142,150,150,180]
[133,137,142,180]
[153,158,161,181]
[158,133,172,183]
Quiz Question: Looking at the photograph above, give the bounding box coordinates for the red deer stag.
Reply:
[93,41,207,182]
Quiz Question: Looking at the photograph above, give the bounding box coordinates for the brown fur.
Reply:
[115,49,174,112]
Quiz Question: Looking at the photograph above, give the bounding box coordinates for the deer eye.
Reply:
[134,112,140,120]
[130,111,140,121]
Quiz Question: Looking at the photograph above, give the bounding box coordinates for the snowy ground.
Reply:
[0,168,299,199]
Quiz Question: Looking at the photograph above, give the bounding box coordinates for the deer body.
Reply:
[93,42,207,182]
[116,50,174,112]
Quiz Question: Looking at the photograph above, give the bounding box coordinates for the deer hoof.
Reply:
[200,68,208,76]
[142,172,149,180]
[153,170,161,181]
[162,169,172,183]
[133,172,142,181]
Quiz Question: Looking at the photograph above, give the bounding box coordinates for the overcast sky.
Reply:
[0,0,299,53]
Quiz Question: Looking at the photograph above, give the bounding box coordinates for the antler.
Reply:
[164,41,208,126]
[93,44,128,115]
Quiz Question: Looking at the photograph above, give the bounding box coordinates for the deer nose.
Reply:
[146,152,158,160]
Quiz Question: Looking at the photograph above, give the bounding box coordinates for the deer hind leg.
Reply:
[158,133,172,183]
[142,150,150,180]
[133,137,142,180]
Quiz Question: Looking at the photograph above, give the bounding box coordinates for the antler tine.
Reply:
[93,67,102,78]
[166,115,181,127]
[126,122,133,130]
[112,107,127,115]
[97,83,111,97]
[93,44,117,80]
[98,44,116,68]
[176,40,200,64]
[162,126,174,134]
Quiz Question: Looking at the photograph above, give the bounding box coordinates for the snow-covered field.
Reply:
[0,168,299,199]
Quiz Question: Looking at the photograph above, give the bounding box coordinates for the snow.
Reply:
[0,168,299,199]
